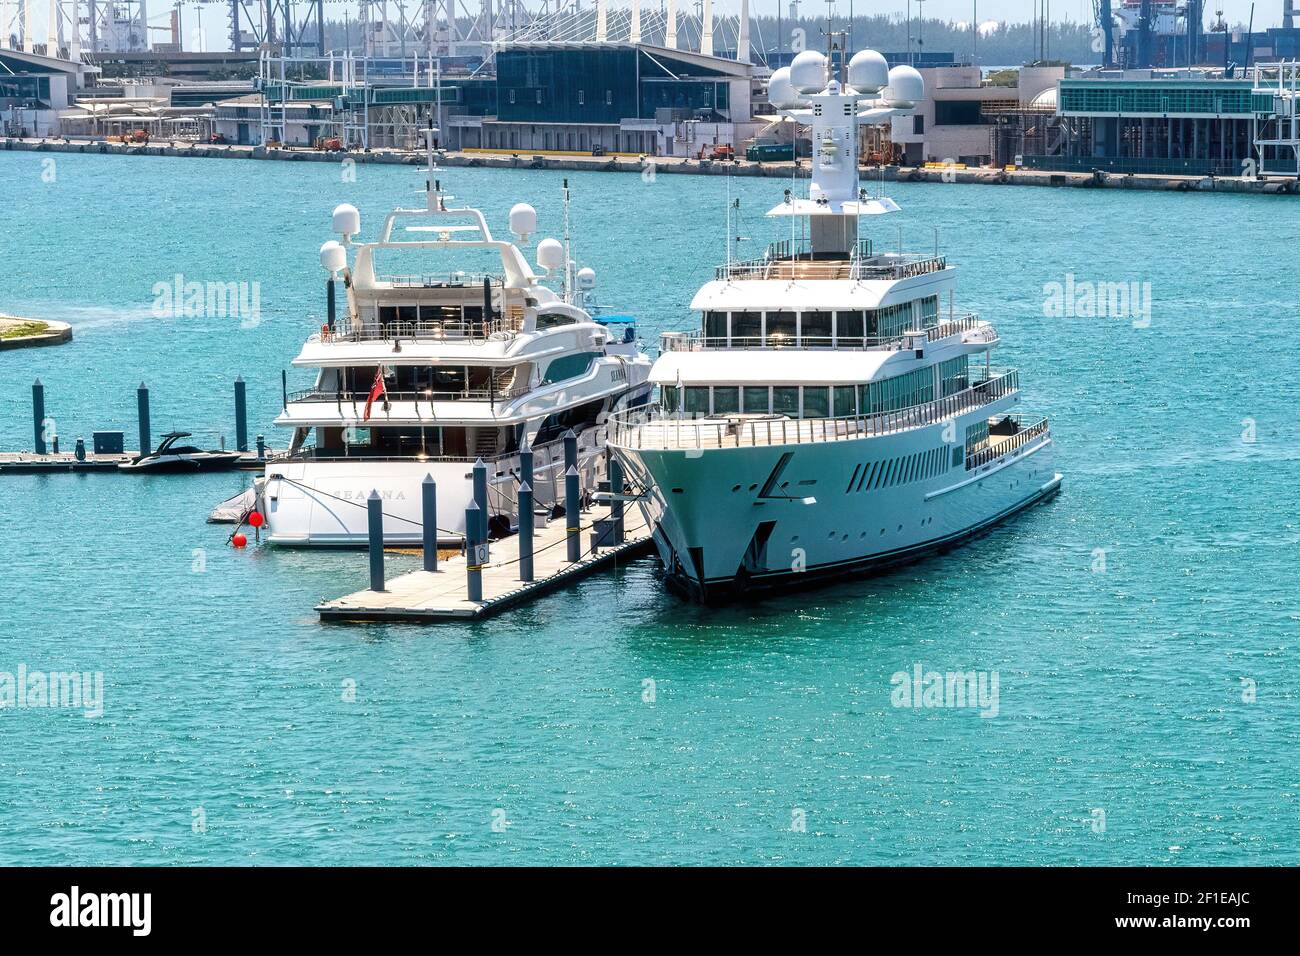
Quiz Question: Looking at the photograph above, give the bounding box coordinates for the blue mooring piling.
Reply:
[367,490,385,592]
[609,457,625,544]
[472,457,488,561]
[563,428,577,474]
[234,376,248,452]
[518,479,534,582]
[422,474,437,573]
[518,442,533,494]
[465,500,483,602]
[136,382,151,455]
[565,465,581,562]
[31,379,45,455]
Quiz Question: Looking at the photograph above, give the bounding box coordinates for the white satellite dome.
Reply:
[882,65,925,109]
[767,67,800,110]
[331,203,360,238]
[576,267,596,290]
[789,51,828,95]
[536,237,565,272]
[848,49,890,95]
[319,240,346,274]
[508,202,538,241]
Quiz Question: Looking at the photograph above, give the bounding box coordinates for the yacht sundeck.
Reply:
[258,128,652,546]
[608,45,1062,600]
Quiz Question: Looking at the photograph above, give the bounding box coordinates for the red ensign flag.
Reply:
[363,367,386,421]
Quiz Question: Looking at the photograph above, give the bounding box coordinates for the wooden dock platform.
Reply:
[317,506,653,623]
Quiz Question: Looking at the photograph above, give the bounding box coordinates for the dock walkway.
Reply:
[317,505,653,623]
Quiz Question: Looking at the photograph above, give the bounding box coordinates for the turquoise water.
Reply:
[0,153,1295,865]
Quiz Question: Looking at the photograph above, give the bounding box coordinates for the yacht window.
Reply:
[939,356,969,396]
[378,306,399,326]
[418,304,458,324]
[537,311,578,330]
[732,311,762,344]
[432,367,467,394]
[836,310,865,341]
[398,305,418,324]
[802,311,833,345]
[834,385,856,417]
[802,387,830,418]
[871,303,913,339]
[540,352,596,384]
[920,295,940,329]
[712,387,740,415]
[772,387,800,417]
[766,310,796,344]
[703,311,727,342]
[662,385,680,412]
[683,387,710,415]
[743,386,770,414]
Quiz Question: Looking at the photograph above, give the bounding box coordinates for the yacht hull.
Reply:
[614,423,1060,602]
[262,428,608,547]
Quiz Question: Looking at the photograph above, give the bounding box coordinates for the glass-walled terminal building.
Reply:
[446,41,758,157]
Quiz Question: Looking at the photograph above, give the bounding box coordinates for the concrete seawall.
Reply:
[4,137,1295,195]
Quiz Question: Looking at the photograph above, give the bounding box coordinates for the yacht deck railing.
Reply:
[715,238,948,282]
[659,315,988,353]
[609,370,1020,451]
[966,417,1050,470]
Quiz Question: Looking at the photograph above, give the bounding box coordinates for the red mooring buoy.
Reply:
[248,511,264,528]
[232,533,248,548]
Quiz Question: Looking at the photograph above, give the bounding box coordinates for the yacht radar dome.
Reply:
[767,67,803,109]
[576,267,596,290]
[882,65,925,109]
[789,51,828,95]
[848,49,890,95]
[536,238,565,273]
[509,203,538,242]
[332,203,361,240]
[319,240,346,274]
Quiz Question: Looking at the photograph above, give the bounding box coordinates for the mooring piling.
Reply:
[465,500,483,602]
[609,456,625,544]
[256,434,266,460]
[31,379,46,455]
[518,479,534,582]
[136,382,151,455]
[422,474,437,572]
[472,457,488,560]
[234,376,248,452]
[563,428,577,475]
[74,438,86,462]
[367,490,385,592]
[565,465,581,562]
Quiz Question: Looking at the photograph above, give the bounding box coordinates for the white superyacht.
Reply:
[609,47,1062,600]
[260,135,652,546]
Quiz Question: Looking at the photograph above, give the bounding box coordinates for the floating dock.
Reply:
[317,507,652,623]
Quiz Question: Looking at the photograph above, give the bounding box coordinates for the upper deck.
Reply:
[715,238,947,283]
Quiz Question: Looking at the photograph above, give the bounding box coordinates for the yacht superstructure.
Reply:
[608,46,1062,600]
[261,133,652,546]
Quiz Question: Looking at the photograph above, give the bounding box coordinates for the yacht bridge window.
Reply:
[697,299,942,349]
[660,365,943,418]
